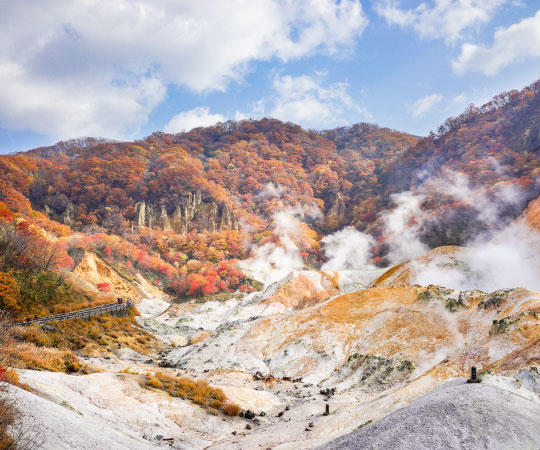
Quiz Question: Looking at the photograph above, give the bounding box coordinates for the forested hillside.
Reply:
[1,79,539,304]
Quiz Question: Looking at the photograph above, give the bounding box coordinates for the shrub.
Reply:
[96,282,111,293]
[0,272,22,312]
[0,310,38,450]
[223,403,241,416]
[66,361,80,373]
[143,372,240,416]
[147,376,163,388]
[15,314,161,358]
[13,343,80,373]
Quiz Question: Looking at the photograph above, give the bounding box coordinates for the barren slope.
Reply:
[319,375,540,450]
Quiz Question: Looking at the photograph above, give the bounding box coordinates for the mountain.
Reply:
[0,80,539,306]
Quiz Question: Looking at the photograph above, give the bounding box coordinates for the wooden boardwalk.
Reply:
[17,299,132,326]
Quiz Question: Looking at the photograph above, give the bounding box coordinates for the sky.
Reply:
[1,0,540,154]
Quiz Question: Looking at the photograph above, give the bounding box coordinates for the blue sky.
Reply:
[1,0,540,154]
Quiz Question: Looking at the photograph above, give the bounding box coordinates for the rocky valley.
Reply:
[1,78,540,449]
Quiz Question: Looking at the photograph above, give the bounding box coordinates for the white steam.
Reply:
[254,182,286,200]
[423,169,524,227]
[243,173,539,294]
[381,191,428,264]
[240,204,321,286]
[413,221,540,292]
[321,226,375,270]
[380,170,540,293]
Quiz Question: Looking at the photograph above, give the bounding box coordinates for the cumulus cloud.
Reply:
[268,73,369,127]
[321,226,375,270]
[0,0,367,139]
[163,107,225,133]
[452,94,467,104]
[452,9,540,75]
[376,0,506,44]
[0,61,166,139]
[409,94,443,118]
[214,72,369,129]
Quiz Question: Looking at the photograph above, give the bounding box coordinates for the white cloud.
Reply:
[0,62,166,139]
[163,107,225,133]
[164,72,367,131]
[376,0,506,44]
[452,9,540,75]
[409,93,443,118]
[267,73,370,128]
[0,0,367,139]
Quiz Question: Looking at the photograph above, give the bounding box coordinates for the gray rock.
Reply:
[317,379,540,450]
[516,366,540,394]
[41,324,57,333]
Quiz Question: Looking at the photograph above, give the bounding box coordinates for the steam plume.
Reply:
[412,221,540,292]
[381,191,427,264]
[321,226,375,270]
[240,202,321,286]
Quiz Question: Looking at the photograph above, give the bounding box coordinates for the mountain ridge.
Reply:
[0,79,539,302]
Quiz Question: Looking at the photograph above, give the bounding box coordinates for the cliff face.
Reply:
[134,191,238,234]
[41,190,238,235]
[326,192,346,221]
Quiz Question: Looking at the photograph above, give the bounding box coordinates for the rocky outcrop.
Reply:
[521,126,540,147]
[135,192,238,234]
[67,252,143,299]
[165,281,540,385]
[327,192,346,220]
[160,204,171,231]
[63,202,76,227]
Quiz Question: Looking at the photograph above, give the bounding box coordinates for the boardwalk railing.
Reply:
[16,299,132,326]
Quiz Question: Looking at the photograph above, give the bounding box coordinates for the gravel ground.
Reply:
[318,378,540,450]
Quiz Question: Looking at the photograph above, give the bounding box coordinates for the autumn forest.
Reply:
[1,80,540,318]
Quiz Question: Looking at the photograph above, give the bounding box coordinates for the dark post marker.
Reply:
[323,403,330,416]
[467,366,481,383]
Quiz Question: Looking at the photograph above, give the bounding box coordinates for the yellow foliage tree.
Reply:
[0,272,22,312]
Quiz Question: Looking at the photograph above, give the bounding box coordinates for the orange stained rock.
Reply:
[240,284,540,381]
[260,272,341,310]
[191,331,212,344]
[488,338,540,374]
[373,246,465,287]
[523,196,540,232]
